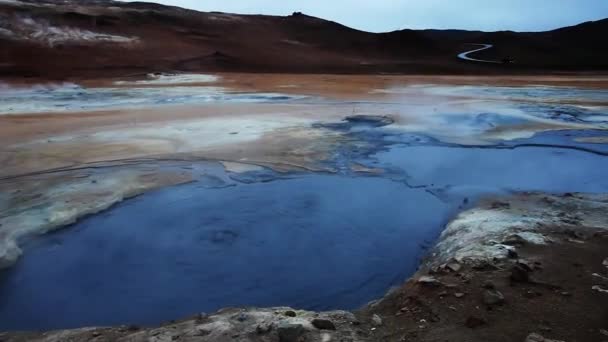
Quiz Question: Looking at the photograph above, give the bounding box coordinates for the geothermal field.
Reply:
[2,73,608,341]
[1,1,608,342]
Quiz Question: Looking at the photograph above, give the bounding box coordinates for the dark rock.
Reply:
[510,263,531,283]
[482,280,496,289]
[503,234,527,246]
[311,318,336,330]
[235,313,248,322]
[490,201,510,209]
[284,310,297,317]
[256,323,273,334]
[278,323,307,342]
[472,260,499,271]
[465,315,487,329]
[507,249,519,259]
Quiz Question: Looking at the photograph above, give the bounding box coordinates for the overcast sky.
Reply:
[121,0,608,32]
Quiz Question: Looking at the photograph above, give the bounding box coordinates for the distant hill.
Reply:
[0,0,606,79]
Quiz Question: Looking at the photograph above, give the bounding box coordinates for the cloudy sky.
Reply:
[122,0,608,32]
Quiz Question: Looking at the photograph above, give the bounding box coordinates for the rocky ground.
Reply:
[3,192,607,342]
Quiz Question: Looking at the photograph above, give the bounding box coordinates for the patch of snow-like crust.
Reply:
[0,16,138,46]
[0,83,308,114]
[432,193,608,265]
[114,73,220,86]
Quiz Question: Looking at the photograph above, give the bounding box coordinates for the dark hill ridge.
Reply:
[0,0,607,79]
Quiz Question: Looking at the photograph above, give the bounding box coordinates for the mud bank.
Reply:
[2,192,607,342]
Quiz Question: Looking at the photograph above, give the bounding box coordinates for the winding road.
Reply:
[457,43,501,63]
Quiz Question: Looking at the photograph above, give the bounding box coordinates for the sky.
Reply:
[121,0,608,33]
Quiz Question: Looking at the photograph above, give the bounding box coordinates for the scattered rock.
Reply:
[446,261,462,273]
[482,280,496,289]
[503,234,527,246]
[92,331,101,337]
[256,323,273,335]
[560,291,572,297]
[603,258,608,268]
[311,318,336,330]
[592,273,608,282]
[600,329,608,337]
[525,333,565,342]
[417,276,442,287]
[465,315,487,329]
[490,201,510,209]
[284,310,297,317]
[277,323,308,342]
[438,291,448,297]
[510,263,531,283]
[592,285,608,294]
[454,292,466,298]
[472,260,499,271]
[234,312,248,322]
[483,289,505,306]
[371,314,383,326]
[525,290,542,299]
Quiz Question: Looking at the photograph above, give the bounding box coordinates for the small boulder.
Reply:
[278,323,308,342]
[371,314,383,326]
[465,315,487,329]
[417,276,442,287]
[482,280,496,289]
[446,261,462,273]
[256,323,273,335]
[483,289,505,306]
[311,318,336,330]
[454,292,466,298]
[284,310,297,317]
[510,263,531,283]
